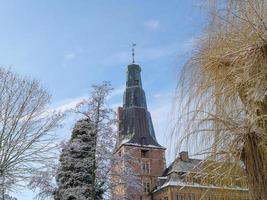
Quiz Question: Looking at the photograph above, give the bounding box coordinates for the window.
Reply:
[176,194,184,200]
[188,194,195,200]
[143,181,150,193]
[141,161,150,174]
[141,149,149,157]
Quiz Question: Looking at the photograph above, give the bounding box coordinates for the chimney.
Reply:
[179,151,189,161]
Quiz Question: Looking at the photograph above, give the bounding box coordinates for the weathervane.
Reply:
[132,43,136,63]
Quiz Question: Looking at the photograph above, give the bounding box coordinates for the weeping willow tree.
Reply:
[174,0,266,199]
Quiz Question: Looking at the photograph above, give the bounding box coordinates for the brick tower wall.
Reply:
[112,144,166,200]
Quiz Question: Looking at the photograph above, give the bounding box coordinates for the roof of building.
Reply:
[154,176,248,192]
[116,63,163,149]
[155,152,248,194]
[163,157,202,176]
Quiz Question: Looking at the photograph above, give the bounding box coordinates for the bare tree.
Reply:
[110,148,142,200]
[74,81,115,199]
[0,67,63,199]
[28,141,70,200]
[28,162,58,200]
[174,1,266,199]
[55,82,141,200]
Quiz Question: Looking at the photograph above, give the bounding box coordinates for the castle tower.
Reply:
[113,63,166,200]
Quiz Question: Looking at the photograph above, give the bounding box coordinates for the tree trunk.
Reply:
[238,85,267,200]
[242,132,267,200]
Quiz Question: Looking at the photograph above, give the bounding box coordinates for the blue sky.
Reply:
[0,0,205,199]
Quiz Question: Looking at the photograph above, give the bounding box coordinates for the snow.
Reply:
[155,179,249,192]
[120,142,166,149]
[55,119,96,200]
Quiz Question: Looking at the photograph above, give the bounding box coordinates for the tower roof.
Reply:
[116,63,164,149]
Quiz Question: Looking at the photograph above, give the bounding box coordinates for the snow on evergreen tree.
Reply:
[0,194,17,200]
[55,82,114,200]
[55,82,141,200]
[55,119,96,200]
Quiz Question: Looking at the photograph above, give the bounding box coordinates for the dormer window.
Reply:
[141,149,149,157]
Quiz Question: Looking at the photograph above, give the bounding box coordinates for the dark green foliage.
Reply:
[55,119,96,200]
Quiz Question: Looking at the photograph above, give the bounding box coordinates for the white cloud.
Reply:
[144,19,160,30]
[51,96,87,113]
[62,47,84,63]
[98,44,177,66]
[50,85,125,114]
[89,37,197,67]
[153,93,162,98]
[149,92,176,164]
[110,85,125,98]
[64,52,76,61]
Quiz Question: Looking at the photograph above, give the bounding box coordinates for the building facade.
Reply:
[112,62,249,200]
[152,151,249,200]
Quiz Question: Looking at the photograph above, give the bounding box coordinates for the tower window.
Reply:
[143,181,150,193]
[134,80,139,85]
[141,161,150,174]
[141,149,149,157]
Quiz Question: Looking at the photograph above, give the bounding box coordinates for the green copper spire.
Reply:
[117,63,163,148]
[123,64,147,108]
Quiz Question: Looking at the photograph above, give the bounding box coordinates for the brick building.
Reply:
[153,151,249,200]
[112,63,249,200]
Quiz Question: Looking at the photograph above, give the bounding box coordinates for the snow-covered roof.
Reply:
[164,157,202,176]
[154,176,248,193]
[117,142,166,150]
[154,157,248,194]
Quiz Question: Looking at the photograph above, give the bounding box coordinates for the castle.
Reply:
[112,63,249,200]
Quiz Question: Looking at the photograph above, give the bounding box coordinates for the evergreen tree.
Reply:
[55,119,96,200]
[55,82,114,200]
[55,82,140,199]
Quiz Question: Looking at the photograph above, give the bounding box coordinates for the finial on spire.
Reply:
[132,43,136,63]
